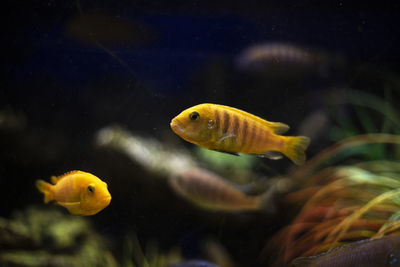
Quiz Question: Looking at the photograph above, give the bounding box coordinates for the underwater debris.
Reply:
[0,206,117,267]
[170,103,310,165]
[96,125,198,177]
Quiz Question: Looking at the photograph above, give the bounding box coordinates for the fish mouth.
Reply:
[104,196,112,204]
[170,118,184,134]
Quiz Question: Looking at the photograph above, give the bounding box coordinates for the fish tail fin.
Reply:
[35,180,54,203]
[283,136,311,165]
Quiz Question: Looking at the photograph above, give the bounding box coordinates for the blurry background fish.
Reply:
[96,125,198,177]
[235,42,345,79]
[168,168,275,212]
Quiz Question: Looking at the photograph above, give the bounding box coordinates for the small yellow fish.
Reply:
[170,103,310,165]
[169,168,272,211]
[36,170,111,216]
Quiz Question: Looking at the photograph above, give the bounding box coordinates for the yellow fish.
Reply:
[169,168,272,211]
[36,170,111,216]
[170,103,310,165]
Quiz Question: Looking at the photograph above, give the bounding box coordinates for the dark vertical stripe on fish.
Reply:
[231,114,240,149]
[240,118,248,150]
[222,110,230,134]
[232,114,240,135]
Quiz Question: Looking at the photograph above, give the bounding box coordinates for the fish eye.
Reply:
[189,111,200,121]
[87,185,95,194]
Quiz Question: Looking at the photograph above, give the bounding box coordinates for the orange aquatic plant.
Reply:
[262,134,400,266]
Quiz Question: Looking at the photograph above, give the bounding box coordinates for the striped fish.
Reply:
[170,103,310,165]
[169,168,271,211]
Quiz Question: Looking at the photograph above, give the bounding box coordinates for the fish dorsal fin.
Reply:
[266,121,290,134]
[51,170,82,184]
[58,201,81,207]
[51,176,61,184]
[211,104,289,134]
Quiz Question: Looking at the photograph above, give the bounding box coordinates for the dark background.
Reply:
[1,1,400,265]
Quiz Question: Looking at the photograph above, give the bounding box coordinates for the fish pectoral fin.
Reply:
[57,201,83,215]
[258,151,283,160]
[212,149,239,156]
[217,133,236,142]
[57,201,81,208]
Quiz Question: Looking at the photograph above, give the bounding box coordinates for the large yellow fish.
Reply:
[36,170,111,216]
[170,103,310,165]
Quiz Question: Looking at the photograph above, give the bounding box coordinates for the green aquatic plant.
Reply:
[327,89,400,160]
[0,206,117,267]
[122,233,182,267]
